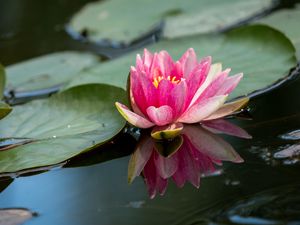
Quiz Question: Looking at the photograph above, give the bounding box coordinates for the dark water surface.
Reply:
[1,0,300,225]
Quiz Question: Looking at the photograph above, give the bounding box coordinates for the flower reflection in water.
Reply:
[128,120,251,199]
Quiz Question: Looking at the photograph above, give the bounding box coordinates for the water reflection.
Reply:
[212,184,300,225]
[129,121,251,198]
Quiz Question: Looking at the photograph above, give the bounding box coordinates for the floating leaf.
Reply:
[0,102,12,120]
[0,84,126,173]
[69,0,274,45]
[258,4,300,59]
[65,25,296,100]
[163,0,274,39]
[5,51,99,93]
[0,65,12,119]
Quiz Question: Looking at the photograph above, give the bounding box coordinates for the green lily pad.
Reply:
[0,102,12,119]
[0,84,127,173]
[257,4,300,59]
[6,51,99,93]
[65,25,296,100]
[69,0,274,45]
[0,65,12,119]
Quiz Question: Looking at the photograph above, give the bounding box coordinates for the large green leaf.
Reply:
[0,65,12,119]
[69,0,273,45]
[257,4,300,59]
[0,84,126,173]
[6,51,99,93]
[65,25,296,100]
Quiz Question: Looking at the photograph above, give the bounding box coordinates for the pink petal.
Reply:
[128,137,154,183]
[129,86,145,117]
[183,125,244,163]
[149,51,175,79]
[130,67,158,115]
[154,152,178,179]
[143,153,168,199]
[202,119,252,139]
[170,61,183,78]
[135,54,145,74]
[143,154,158,199]
[215,73,243,96]
[178,95,227,124]
[115,102,154,128]
[157,50,175,77]
[173,142,200,188]
[184,56,211,106]
[147,105,174,126]
[149,53,160,79]
[188,141,216,173]
[204,97,249,120]
[142,49,153,72]
[158,79,187,118]
[196,69,230,102]
[188,63,222,107]
[179,48,198,77]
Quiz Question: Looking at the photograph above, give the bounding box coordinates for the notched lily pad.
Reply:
[68,0,274,45]
[0,84,127,173]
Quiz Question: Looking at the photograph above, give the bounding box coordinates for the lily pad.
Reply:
[65,25,297,100]
[0,84,127,173]
[0,65,12,119]
[5,51,99,93]
[69,0,274,45]
[0,102,12,120]
[257,4,300,59]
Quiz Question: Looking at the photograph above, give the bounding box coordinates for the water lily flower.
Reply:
[116,48,247,137]
[128,124,248,199]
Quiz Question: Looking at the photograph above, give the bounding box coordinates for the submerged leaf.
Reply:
[0,84,126,173]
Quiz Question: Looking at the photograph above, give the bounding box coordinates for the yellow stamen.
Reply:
[152,75,180,88]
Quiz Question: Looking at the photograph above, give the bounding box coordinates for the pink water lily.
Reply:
[116,48,246,133]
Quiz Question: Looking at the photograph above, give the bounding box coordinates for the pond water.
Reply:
[0,0,300,225]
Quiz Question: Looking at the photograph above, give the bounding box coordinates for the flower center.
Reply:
[152,75,180,88]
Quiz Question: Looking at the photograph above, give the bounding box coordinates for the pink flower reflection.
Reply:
[128,121,251,199]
